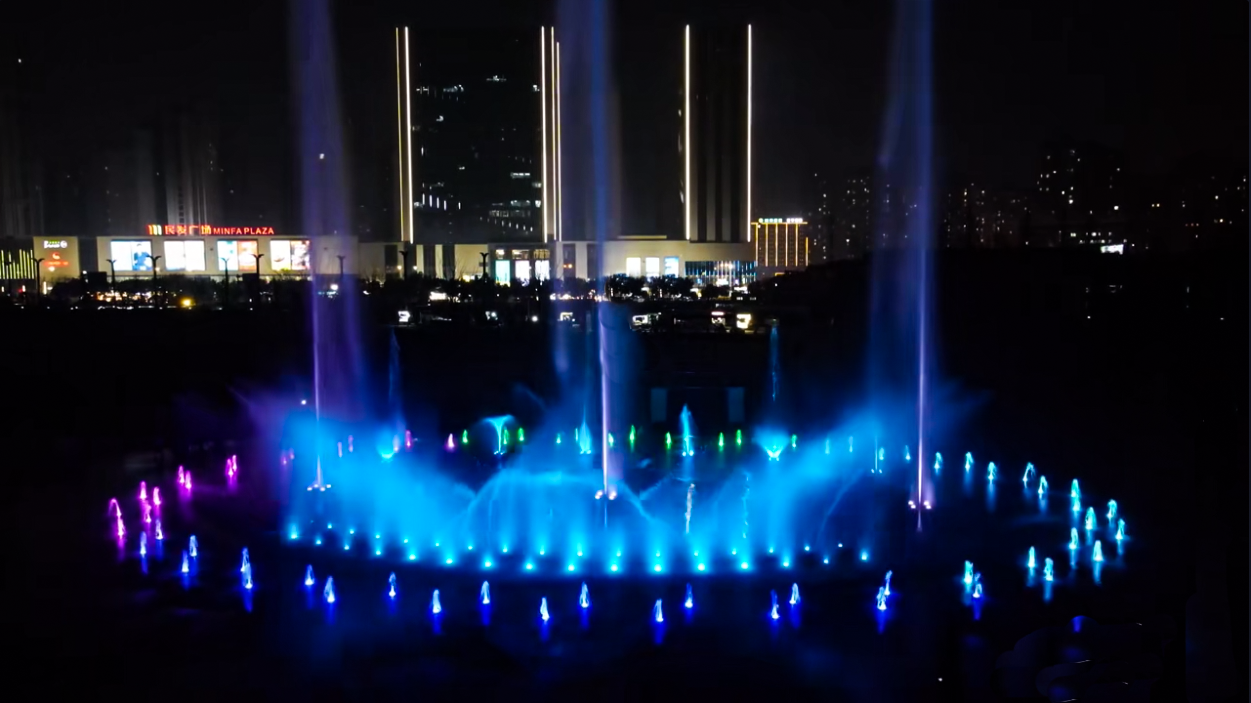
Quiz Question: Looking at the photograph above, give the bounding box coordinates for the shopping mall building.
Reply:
[4,217,809,293]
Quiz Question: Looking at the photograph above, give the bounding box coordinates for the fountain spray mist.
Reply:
[871,0,936,515]
[291,0,365,480]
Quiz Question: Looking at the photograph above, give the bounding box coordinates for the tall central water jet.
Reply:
[872,0,936,516]
[292,0,365,477]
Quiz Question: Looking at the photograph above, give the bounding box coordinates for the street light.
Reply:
[220,257,230,308]
[399,248,409,280]
[148,255,162,307]
[336,255,346,286]
[33,257,44,306]
[254,253,265,304]
[105,259,117,292]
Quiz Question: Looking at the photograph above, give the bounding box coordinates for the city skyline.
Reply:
[1,0,1245,246]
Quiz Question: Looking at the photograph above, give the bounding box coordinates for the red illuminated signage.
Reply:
[147,224,276,236]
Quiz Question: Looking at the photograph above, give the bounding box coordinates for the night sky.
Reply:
[3,0,1245,220]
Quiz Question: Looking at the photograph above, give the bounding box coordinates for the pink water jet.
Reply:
[152,487,161,506]
[116,515,125,540]
[107,498,121,519]
[177,466,185,486]
[405,430,412,449]
[138,481,147,502]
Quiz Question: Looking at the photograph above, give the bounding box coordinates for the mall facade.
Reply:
[10,224,793,290]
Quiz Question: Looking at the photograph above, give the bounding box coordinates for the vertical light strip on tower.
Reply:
[395,29,406,248]
[403,28,414,245]
[747,25,753,243]
[684,25,691,241]
[540,28,549,243]
[549,28,558,242]
[555,40,563,242]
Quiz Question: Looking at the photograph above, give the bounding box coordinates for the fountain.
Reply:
[684,584,694,609]
[324,577,335,603]
[1116,519,1125,541]
[1071,495,1081,514]
[184,471,192,492]
[431,590,442,615]
[388,572,397,599]
[964,452,973,472]
[684,483,695,534]
[876,587,887,611]
[934,452,942,473]
[1022,463,1035,485]
[1038,475,1048,497]
[242,563,253,590]
[107,498,121,519]
[904,445,911,462]
[1084,507,1096,531]
[963,560,974,586]
[480,581,490,605]
[1070,479,1080,502]
[1106,500,1117,522]
[769,590,779,620]
[240,547,250,573]
[653,599,664,623]
[1043,558,1055,581]
[181,551,189,574]
[139,481,147,502]
[1027,547,1036,569]
[679,405,695,457]
[177,466,185,486]
[154,519,163,541]
[152,487,161,507]
[884,570,893,596]
[305,565,315,587]
[189,535,198,558]
[1069,528,1079,550]
[579,582,590,609]
[539,597,549,622]
[139,531,147,557]
[987,462,997,481]
[972,579,983,599]
[790,583,801,606]
[115,515,125,540]
[1092,541,1104,563]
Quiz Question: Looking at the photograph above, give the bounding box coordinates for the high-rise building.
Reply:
[683,24,752,245]
[157,114,223,229]
[805,172,831,263]
[1030,142,1126,248]
[753,217,809,274]
[87,131,160,239]
[0,54,43,240]
[395,26,546,246]
[831,171,872,260]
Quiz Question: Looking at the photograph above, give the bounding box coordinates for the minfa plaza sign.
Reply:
[147,224,277,236]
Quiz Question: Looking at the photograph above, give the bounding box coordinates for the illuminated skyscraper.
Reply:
[683,24,752,244]
[394,26,548,246]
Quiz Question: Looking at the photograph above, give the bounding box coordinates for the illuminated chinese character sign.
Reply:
[147,224,277,236]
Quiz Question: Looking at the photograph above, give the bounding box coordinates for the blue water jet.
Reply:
[324,577,335,604]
